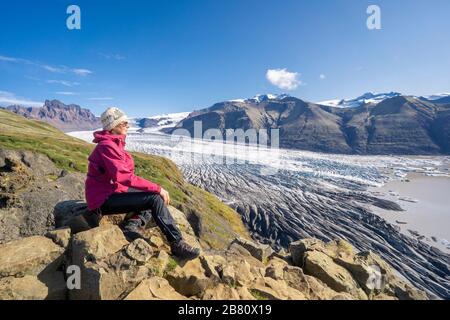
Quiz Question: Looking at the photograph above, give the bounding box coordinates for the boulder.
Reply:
[334,250,428,300]
[125,239,153,264]
[165,258,215,297]
[331,293,354,300]
[250,277,307,300]
[199,254,226,280]
[289,238,429,300]
[236,286,257,300]
[304,275,341,300]
[45,227,71,248]
[372,293,399,300]
[69,225,154,300]
[392,282,429,300]
[71,224,128,267]
[0,236,64,277]
[233,259,256,286]
[201,283,241,300]
[100,214,127,226]
[282,265,310,296]
[124,277,187,300]
[303,250,367,299]
[263,277,307,300]
[0,273,66,300]
[290,238,354,267]
[265,257,289,281]
[215,258,256,287]
[148,235,164,249]
[69,257,153,300]
[289,238,326,266]
[220,265,236,286]
[229,237,273,262]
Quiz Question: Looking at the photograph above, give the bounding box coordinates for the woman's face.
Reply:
[111,121,129,136]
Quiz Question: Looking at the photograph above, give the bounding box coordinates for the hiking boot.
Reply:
[170,240,200,260]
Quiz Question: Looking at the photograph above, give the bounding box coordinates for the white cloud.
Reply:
[319,74,326,80]
[72,68,92,76]
[0,55,22,62]
[47,80,80,87]
[43,65,64,73]
[266,68,301,90]
[99,53,126,60]
[88,97,114,101]
[55,91,78,96]
[0,90,43,107]
[44,65,92,76]
[0,54,92,76]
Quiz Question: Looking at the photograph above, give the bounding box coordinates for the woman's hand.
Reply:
[160,187,170,206]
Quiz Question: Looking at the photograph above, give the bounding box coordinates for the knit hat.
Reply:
[101,107,128,131]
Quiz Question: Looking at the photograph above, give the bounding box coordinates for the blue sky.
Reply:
[0,0,449,117]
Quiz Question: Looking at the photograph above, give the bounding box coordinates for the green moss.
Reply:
[0,109,250,249]
[249,289,269,300]
[163,256,178,276]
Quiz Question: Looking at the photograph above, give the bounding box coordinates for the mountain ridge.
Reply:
[172,94,450,155]
[1,100,101,132]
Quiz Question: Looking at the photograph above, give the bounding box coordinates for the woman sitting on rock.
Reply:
[83,107,200,260]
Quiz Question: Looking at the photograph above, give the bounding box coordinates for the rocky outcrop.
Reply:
[0,236,64,277]
[0,149,85,244]
[0,202,431,300]
[289,239,428,300]
[0,235,67,300]
[2,100,101,132]
[124,277,187,300]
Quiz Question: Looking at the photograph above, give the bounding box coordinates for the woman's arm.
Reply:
[98,143,161,194]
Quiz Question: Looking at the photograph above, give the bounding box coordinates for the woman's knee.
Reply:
[144,192,164,207]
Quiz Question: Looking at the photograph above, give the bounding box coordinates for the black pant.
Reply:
[97,191,182,243]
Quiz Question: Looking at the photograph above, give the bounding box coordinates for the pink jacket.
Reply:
[85,130,161,211]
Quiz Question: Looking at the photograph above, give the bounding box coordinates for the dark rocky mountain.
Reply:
[171,95,450,155]
[1,100,101,132]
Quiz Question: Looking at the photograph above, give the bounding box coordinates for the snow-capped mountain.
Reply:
[419,93,450,105]
[229,93,291,103]
[129,111,190,133]
[318,92,402,108]
[421,93,450,101]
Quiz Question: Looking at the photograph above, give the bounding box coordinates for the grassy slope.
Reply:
[0,109,249,249]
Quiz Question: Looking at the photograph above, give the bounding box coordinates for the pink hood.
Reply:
[85,130,161,211]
